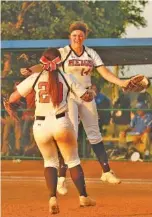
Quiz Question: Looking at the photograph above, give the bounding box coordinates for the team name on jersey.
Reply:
[68,59,93,67]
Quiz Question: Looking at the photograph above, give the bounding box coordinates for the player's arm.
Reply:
[20,64,43,76]
[9,90,22,104]
[90,48,128,88]
[97,66,128,88]
[9,74,37,103]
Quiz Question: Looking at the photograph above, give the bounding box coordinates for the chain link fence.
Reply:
[1,48,152,161]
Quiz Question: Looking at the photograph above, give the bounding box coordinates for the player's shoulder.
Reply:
[58,45,71,55]
[84,46,100,59]
[26,72,43,82]
[30,72,42,79]
[84,46,96,54]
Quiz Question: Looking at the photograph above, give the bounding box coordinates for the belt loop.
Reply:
[56,112,65,119]
[36,116,45,120]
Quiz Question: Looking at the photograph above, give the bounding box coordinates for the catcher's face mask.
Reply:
[40,55,62,72]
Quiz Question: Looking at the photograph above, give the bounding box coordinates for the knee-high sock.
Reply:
[69,164,87,197]
[44,167,57,198]
[58,151,68,177]
[91,141,110,172]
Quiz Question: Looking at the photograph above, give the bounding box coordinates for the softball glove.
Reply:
[123,74,150,93]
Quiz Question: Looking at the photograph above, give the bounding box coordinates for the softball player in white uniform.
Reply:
[9,48,96,215]
[59,45,103,143]
[56,22,129,190]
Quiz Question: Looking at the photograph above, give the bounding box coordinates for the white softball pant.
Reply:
[33,112,80,169]
[68,97,102,144]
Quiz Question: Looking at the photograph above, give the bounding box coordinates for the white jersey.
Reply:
[59,45,104,88]
[17,70,86,116]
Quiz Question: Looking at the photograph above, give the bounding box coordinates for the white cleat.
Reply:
[57,177,68,195]
[48,197,60,215]
[100,170,121,184]
[79,196,96,207]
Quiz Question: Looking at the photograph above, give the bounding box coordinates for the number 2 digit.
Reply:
[38,82,63,103]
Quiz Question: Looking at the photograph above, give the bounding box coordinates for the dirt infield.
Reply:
[1,160,152,217]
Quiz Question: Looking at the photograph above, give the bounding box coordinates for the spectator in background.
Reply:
[91,84,111,133]
[137,90,152,114]
[2,52,12,78]
[1,94,7,154]
[119,102,152,156]
[21,90,39,156]
[112,93,131,125]
[112,93,131,137]
[1,90,24,156]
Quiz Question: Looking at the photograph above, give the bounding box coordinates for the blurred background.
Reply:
[1,0,152,161]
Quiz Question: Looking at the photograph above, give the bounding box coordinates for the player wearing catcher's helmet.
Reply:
[8,48,96,215]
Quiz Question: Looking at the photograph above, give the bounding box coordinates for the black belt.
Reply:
[36,112,65,120]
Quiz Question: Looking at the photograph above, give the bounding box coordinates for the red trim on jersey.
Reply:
[69,45,85,57]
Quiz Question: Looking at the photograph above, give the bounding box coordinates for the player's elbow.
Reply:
[9,91,21,104]
[9,94,15,104]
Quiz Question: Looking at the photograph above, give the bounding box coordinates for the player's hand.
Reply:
[81,90,94,102]
[122,75,150,92]
[3,97,21,122]
[20,64,43,76]
[20,68,32,76]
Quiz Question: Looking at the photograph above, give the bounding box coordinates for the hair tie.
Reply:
[40,56,61,72]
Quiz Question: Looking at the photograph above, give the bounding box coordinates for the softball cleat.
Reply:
[57,177,68,195]
[100,170,121,184]
[48,197,60,215]
[79,196,96,207]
